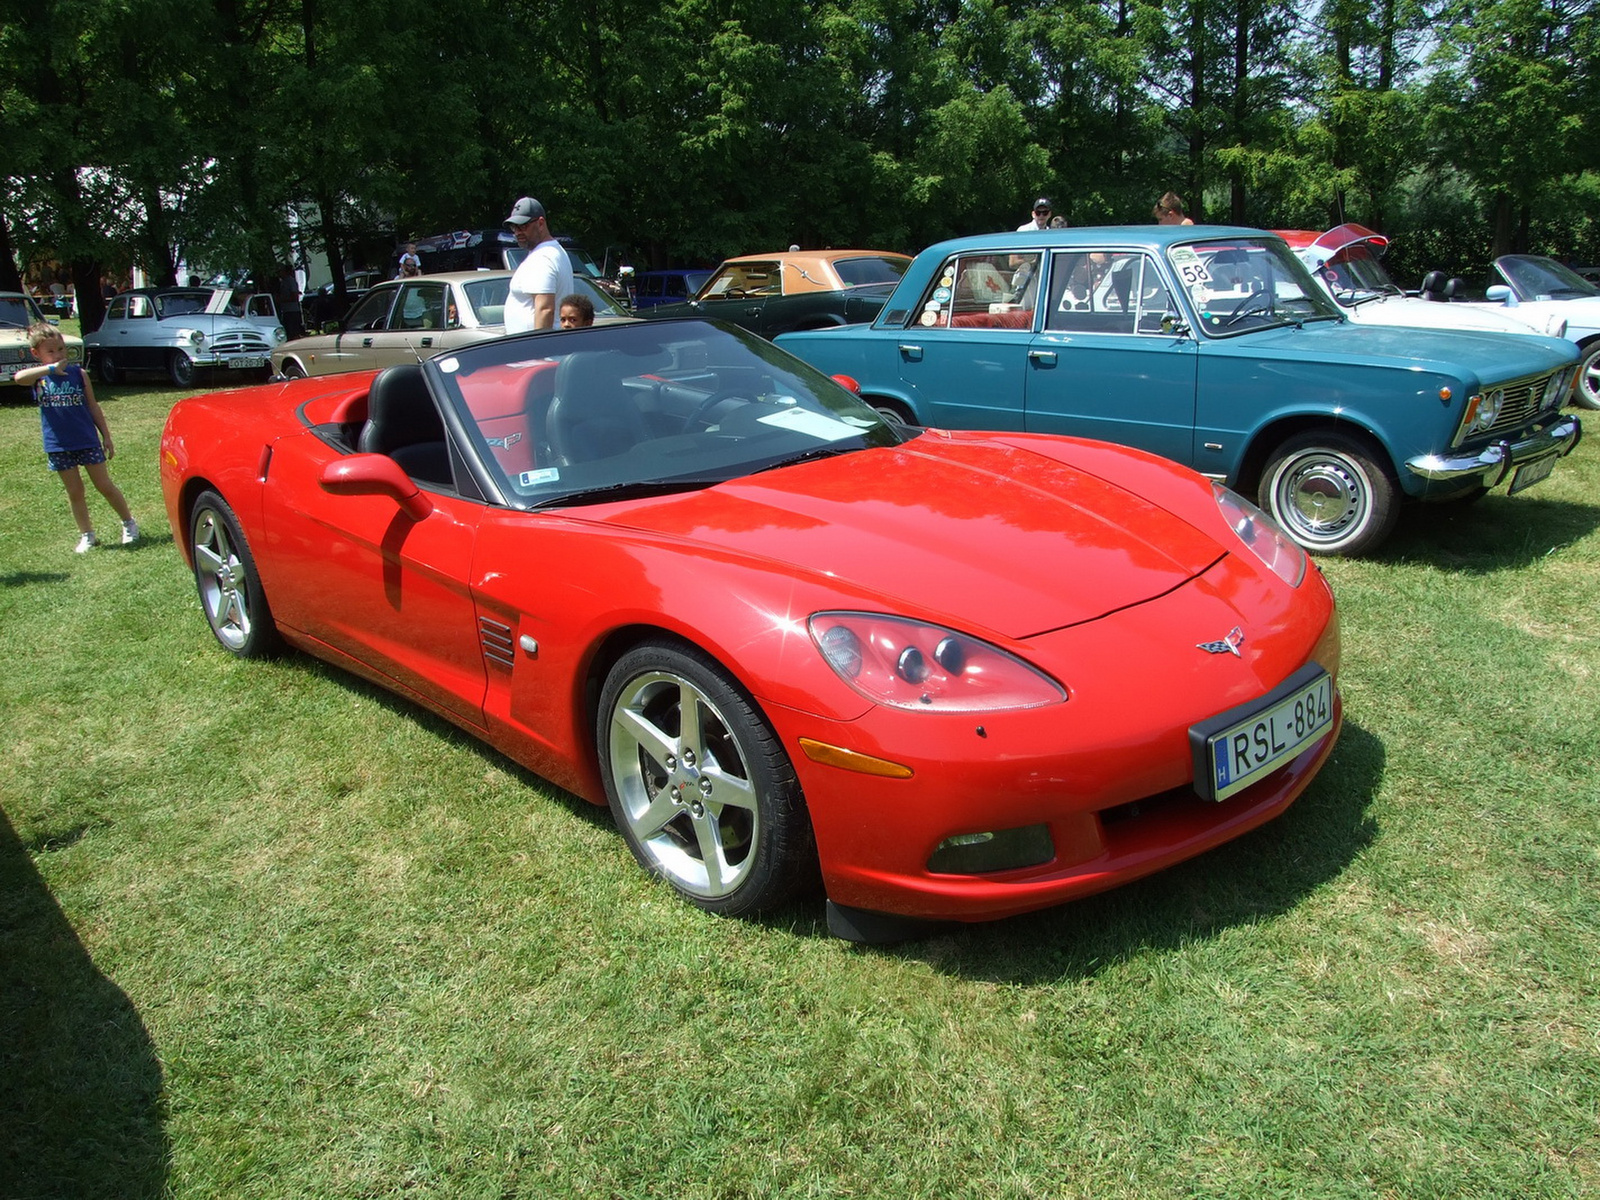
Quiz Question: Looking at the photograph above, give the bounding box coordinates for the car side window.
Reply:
[397,283,447,330]
[1047,251,1173,335]
[107,296,129,321]
[125,295,152,320]
[912,253,1039,330]
[704,263,781,299]
[344,288,396,332]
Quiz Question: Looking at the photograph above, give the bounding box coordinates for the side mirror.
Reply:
[319,454,433,521]
[1485,285,1515,305]
[832,373,862,394]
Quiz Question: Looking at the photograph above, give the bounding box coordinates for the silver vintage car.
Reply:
[86,288,282,386]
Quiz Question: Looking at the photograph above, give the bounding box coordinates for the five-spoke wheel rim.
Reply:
[1269,450,1371,549]
[607,670,759,900]
[193,507,253,652]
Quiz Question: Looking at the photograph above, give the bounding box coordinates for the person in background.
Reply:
[559,293,595,329]
[1018,198,1055,231]
[275,265,304,339]
[1154,192,1195,225]
[504,196,575,334]
[13,323,138,553]
[397,242,422,276]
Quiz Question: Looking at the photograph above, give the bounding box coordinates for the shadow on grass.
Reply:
[0,571,71,587]
[0,808,169,1199]
[1379,492,1600,572]
[865,719,1386,982]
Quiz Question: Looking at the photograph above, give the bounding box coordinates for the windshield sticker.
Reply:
[933,286,952,304]
[758,407,859,441]
[518,468,561,486]
[920,309,941,326]
[1169,246,1212,289]
[438,357,460,373]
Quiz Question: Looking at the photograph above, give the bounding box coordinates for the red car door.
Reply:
[255,430,489,726]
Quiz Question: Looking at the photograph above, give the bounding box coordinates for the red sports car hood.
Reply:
[585,436,1227,638]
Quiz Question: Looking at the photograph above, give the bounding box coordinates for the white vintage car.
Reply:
[1475,255,1600,410]
[85,287,284,387]
[1279,225,1569,340]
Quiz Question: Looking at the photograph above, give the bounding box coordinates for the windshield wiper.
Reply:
[750,442,865,474]
[530,477,729,509]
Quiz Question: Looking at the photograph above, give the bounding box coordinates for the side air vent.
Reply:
[480,617,515,668]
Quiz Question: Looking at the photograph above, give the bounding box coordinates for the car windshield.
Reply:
[1173,237,1342,335]
[1313,243,1403,303]
[154,291,211,319]
[1496,254,1600,300]
[1,295,42,328]
[833,256,912,286]
[428,320,902,510]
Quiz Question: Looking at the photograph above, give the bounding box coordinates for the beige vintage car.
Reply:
[272,272,629,378]
[1,291,84,384]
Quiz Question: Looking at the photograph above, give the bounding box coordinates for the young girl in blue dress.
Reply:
[14,323,139,553]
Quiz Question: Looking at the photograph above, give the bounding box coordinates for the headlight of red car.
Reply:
[808,613,1066,712]
[1214,484,1306,587]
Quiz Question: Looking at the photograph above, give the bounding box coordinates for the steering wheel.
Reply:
[1223,290,1274,326]
[684,390,752,432]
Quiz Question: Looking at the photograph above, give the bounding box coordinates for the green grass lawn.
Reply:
[2,375,1597,1199]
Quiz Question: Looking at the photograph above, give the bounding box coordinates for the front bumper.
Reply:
[785,563,1342,925]
[1405,413,1582,485]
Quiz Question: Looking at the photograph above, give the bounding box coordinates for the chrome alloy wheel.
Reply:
[607,669,761,901]
[192,505,254,652]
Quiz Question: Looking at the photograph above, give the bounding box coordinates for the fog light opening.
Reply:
[927,824,1055,875]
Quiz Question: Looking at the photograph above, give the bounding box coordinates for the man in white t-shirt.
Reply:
[504,196,575,333]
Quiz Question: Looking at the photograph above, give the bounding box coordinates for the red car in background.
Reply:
[159,319,1341,940]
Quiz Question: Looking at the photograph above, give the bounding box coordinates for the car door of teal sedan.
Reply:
[777,228,1582,556]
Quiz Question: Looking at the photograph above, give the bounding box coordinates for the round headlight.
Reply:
[272,326,287,344]
[1474,389,1504,431]
[1543,370,1571,409]
[186,329,206,348]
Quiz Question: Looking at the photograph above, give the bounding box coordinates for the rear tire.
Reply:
[95,351,124,385]
[1259,430,1399,556]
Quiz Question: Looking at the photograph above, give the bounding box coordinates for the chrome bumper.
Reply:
[1405,414,1582,485]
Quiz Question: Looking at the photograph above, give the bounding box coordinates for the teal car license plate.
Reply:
[1189,664,1334,802]
[1508,454,1556,495]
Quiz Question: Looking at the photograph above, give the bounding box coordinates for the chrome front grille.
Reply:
[1482,373,1550,438]
[210,331,272,355]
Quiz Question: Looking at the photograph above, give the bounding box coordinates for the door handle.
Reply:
[1029,350,1057,366]
[421,337,434,346]
[899,344,923,361]
[362,337,374,347]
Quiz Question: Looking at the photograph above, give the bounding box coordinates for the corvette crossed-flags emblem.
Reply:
[1197,626,1245,656]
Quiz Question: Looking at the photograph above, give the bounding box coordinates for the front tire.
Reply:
[1259,431,1399,556]
[598,641,816,917]
[1572,339,1600,410]
[189,490,283,658]
[281,360,308,380]
[168,350,196,387]
[868,397,916,430]
[95,351,124,385]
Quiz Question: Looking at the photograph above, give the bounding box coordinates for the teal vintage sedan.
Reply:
[776,227,1582,555]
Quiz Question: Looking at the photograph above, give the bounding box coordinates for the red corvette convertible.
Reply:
[159,319,1342,941]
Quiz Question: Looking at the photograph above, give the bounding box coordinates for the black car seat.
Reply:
[357,363,452,486]
[545,351,649,464]
[1419,270,1448,301]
